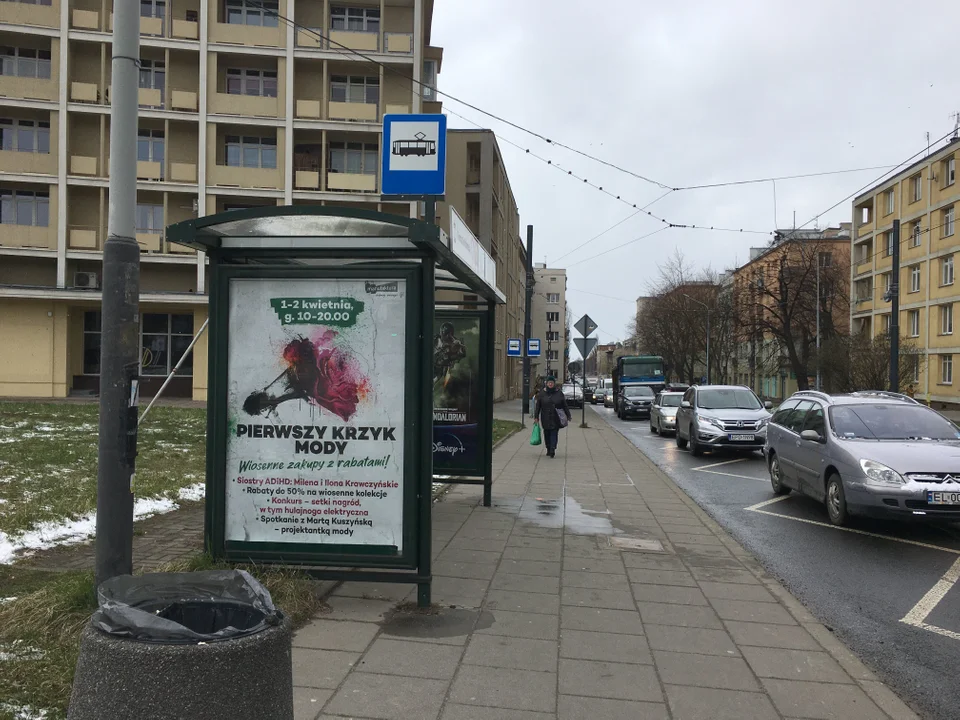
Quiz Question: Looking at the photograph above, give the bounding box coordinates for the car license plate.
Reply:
[928,491,960,505]
[729,434,755,442]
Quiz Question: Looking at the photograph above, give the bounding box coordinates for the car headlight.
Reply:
[699,415,724,430]
[859,459,905,485]
[758,418,769,429]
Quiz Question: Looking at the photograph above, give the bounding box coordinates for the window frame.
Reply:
[941,354,953,385]
[329,74,379,105]
[941,303,954,336]
[909,309,920,338]
[225,67,278,98]
[911,173,923,203]
[0,117,50,153]
[944,206,955,239]
[885,189,895,215]
[327,140,378,176]
[0,188,49,227]
[224,0,279,27]
[330,5,380,32]
[0,46,52,79]
[945,156,956,188]
[910,264,921,293]
[910,222,922,247]
[941,254,954,287]
[224,134,278,169]
[136,128,164,164]
[546,293,560,304]
[135,203,163,234]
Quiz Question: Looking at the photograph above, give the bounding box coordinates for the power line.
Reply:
[673,165,899,191]
[567,288,637,303]
[568,227,670,268]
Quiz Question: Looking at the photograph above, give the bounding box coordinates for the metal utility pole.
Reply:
[889,219,901,391]
[815,256,821,391]
[96,4,140,587]
[521,225,534,416]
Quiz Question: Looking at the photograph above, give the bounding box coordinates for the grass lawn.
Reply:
[0,556,328,720]
[0,402,205,559]
[493,419,523,446]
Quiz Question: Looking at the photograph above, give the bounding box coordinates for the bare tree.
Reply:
[736,234,850,391]
[821,333,921,393]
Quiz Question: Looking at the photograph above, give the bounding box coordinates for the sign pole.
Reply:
[484,301,496,507]
[522,225,534,418]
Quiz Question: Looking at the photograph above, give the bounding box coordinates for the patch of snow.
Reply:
[177,483,205,502]
[33,424,57,432]
[0,437,17,444]
[0,641,45,662]
[0,704,50,720]
[0,596,16,604]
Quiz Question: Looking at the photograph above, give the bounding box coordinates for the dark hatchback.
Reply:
[618,386,656,420]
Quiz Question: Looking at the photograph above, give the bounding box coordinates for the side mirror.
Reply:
[800,430,823,443]
[764,401,773,409]
[681,400,691,408]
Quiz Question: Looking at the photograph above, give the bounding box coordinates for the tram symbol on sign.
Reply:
[392,132,437,158]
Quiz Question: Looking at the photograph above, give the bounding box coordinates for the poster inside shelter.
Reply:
[225,278,406,551]
[432,315,481,472]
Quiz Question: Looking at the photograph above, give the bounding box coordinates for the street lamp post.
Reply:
[683,294,711,385]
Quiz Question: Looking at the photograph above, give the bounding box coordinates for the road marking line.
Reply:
[745,496,792,511]
[746,505,960,555]
[695,458,749,471]
[698,469,770,482]
[901,556,960,625]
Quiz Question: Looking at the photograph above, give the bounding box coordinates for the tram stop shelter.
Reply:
[166,205,502,606]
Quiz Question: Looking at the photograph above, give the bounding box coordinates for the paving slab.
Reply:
[325,672,449,720]
[664,685,779,720]
[462,634,558,672]
[559,628,653,664]
[356,638,463,679]
[448,665,557,713]
[558,658,663,702]
[557,695,669,720]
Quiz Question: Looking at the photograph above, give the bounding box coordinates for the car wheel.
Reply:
[690,432,704,457]
[825,473,849,527]
[650,418,658,434]
[676,432,688,449]
[769,454,790,496]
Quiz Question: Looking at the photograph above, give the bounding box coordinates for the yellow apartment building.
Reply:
[851,135,960,409]
[0,0,444,400]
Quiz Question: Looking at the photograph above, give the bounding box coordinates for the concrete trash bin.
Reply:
[68,570,293,720]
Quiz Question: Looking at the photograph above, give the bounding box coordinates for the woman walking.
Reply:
[534,375,572,458]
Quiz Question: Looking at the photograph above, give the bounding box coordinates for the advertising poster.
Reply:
[432,314,482,473]
[225,278,406,551]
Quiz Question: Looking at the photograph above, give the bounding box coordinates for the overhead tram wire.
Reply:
[673,165,900,191]
[242,0,672,190]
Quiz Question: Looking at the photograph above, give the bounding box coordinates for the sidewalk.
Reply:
[290,408,918,720]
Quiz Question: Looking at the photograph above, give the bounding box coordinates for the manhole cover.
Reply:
[608,536,665,553]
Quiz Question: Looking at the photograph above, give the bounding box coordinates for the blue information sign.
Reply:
[527,338,541,357]
[507,339,521,357]
[381,113,447,196]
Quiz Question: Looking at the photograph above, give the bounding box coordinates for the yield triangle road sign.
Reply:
[574,336,598,359]
[574,314,598,337]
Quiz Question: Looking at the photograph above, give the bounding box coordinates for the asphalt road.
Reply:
[592,403,960,720]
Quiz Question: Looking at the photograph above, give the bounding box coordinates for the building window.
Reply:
[225,135,277,169]
[882,272,892,296]
[818,251,832,267]
[881,314,891,334]
[226,68,277,98]
[941,303,954,335]
[546,293,560,304]
[912,354,921,383]
[0,0,54,5]
[0,118,49,153]
[141,313,194,376]
[911,222,922,247]
[328,141,377,175]
[546,331,559,342]
[910,264,921,293]
[0,189,48,226]
[330,75,378,104]
[0,47,52,79]
[330,5,379,32]
[547,350,559,361]
[885,189,895,215]
[137,129,164,166]
[945,156,956,188]
[908,310,920,338]
[943,206,955,238]
[422,59,438,102]
[911,173,922,203]
[941,355,953,385]
[225,0,278,27]
[141,0,166,19]
[942,254,954,287]
[546,311,560,322]
[883,232,894,257]
[82,311,102,375]
[138,59,164,91]
[135,204,163,233]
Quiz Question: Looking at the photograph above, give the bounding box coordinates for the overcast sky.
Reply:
[432,0,960,350]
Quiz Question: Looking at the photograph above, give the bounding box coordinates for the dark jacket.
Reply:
[535,387,571,431]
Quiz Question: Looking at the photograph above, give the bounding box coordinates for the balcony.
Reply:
[327,171,376,193]
[857,223,873,238]
[384,103,410,116]
[136,233,162,252]
[69,81,98,103]
[136,160,163,181]
[384,33,413,54]
[209,22,283,48]
[296,28,322,48]
[171,90,198,111]
[328,101,377,122]
[0,149,56,176]
[329,30,378,52]
[170,162,197,182]
[69,155,98,176]
[208,164,282,189]
[108,13,163,36]
[0,225,54,249]
[172,19,199,40]
[295,170,320,189]
[71,8,99,30]
[0,0,58,28]
[209,92,279,118]
[138,87,163,108]
[296,100,321,118]
[68,228,98,250]
[0,75,57,102]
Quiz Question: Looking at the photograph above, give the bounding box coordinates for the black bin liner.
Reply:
[92,569,283,644]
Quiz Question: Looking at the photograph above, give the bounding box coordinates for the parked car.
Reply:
[676,385,773,456]
[665,383,690,393]
[592,387,609,405]
[583,384,597,404]
[765,390,960,526]
[617,385,656,420]
[562,383,583,408]
[603,388,617,409]
[650,391,684,435]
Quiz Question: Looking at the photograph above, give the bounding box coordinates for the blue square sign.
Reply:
[527,339,541,357]
[507,339,521,357]
[381,113,447,196]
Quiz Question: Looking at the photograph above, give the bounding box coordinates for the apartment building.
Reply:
[851,136,960,408]
[732,225,851,401]
[530,264,566,384]
[438,129,526,401]
[0,0,442,399]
